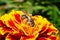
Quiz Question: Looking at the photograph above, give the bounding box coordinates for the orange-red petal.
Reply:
[14,14,21,23]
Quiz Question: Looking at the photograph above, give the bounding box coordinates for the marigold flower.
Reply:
[0,10,58,40]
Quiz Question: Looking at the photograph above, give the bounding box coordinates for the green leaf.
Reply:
[33,6,45,11]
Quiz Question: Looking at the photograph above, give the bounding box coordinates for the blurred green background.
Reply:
[0,0,60,33]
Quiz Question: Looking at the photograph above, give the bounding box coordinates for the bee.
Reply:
[21,11,35,27]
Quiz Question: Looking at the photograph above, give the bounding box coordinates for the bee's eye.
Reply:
[28,18,35,27]
[30,19,35,27]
